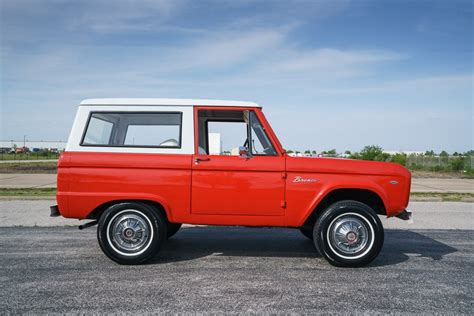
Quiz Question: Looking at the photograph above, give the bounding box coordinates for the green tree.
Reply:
[439,150,449,157]
[285,149,294,154]
[322,149,336,156]
[360,145,384,161]
[344,150,351,155]
[304,150,311,154]
[425,150,435,156]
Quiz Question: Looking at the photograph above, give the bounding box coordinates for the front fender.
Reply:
[286,173,390,227]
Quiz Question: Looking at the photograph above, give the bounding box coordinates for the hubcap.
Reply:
[109,212,151,254]
[329,215,370,256]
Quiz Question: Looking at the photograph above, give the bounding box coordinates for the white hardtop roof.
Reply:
[80,98,260,108]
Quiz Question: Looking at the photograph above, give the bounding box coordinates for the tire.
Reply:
[97,202,167,265]
[299,226,314,240]
[313,200,384,267]
[167,223,182,239]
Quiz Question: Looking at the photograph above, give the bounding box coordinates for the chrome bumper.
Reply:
[396,209,412,221]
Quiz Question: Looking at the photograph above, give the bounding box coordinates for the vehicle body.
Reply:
[52,98,412,267]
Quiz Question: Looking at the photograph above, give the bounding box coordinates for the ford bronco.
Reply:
[51,98,412,267]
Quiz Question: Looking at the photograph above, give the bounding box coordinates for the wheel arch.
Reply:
[86,199,170,222]
[301,188,386,228]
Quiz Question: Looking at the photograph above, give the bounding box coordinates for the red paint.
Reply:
[57,106,411,227]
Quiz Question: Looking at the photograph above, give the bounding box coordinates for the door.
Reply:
[191,108,285,216]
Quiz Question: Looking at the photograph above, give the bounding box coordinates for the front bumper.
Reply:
[396,209,412,221]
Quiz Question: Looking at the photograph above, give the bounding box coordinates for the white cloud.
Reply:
[1,0,471,151]
[69,0,185,33]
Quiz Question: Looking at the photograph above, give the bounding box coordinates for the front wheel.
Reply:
[97,202,167,264]
[299,226,314,240]
[313,200,384,267]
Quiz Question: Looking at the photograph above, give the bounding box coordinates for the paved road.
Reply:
[0,174,57,188]
[0,227,472,313]
[412,178,474,193]
[1,173,474,192]
[0,201,473,313]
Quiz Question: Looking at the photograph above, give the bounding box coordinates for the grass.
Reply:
[0,161,57,174]
[410,192,474,202]
[0,188,56,197]
[0,153,59,161]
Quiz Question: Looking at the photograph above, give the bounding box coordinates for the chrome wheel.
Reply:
[106,210,154,256]
[327,212,374,259]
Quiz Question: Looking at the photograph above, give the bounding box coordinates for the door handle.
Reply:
[194,157,210,164]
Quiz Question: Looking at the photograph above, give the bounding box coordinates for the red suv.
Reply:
[51,98,411,267]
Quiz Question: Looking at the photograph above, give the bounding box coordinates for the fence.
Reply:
[406,155,473,170]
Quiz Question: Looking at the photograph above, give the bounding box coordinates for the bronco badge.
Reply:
[293,176,318,183]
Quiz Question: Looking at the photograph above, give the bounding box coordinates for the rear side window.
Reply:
[81,112,182,148]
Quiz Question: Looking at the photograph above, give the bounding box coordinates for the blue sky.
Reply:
[0,0,472,152]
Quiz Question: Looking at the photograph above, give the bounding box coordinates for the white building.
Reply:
[384,150,425,156]
[208,133,222,155]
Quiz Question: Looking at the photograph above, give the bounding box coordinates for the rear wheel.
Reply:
[167,223,182,238]
[313,200,384,267]
[97,202,167,264]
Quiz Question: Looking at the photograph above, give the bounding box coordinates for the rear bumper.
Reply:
[50,205,60,217]
[396,209,412,221]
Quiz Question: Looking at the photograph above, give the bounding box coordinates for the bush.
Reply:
[391,153,407,166]
[408,163,423,170]
[430,165,444,172]
[450,157,465,171]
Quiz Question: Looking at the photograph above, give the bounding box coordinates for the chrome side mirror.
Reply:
[239,146,251,158]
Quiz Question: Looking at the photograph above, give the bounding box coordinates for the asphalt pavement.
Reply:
[0,226,472,313]
[0,200,473,313]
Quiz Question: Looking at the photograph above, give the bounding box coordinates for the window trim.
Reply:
[80,111,183,149]
[198,109,278,157]
[248,111,277,156]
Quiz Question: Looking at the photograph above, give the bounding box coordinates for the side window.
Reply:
[197,109,277,156]
[207,121,247,155]
[83,116,113,145]
[82,112,182,147]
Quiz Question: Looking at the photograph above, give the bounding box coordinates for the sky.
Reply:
[0,0,472,153]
